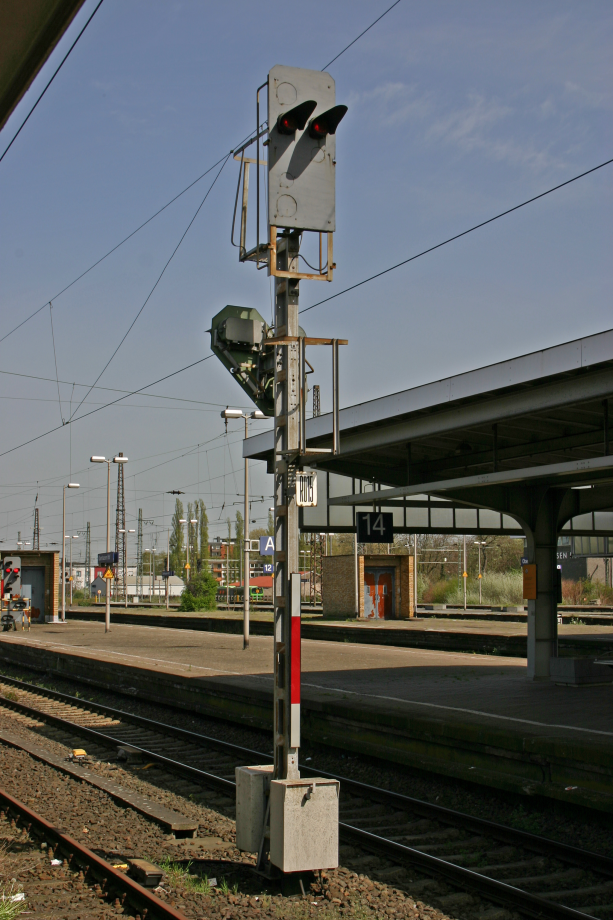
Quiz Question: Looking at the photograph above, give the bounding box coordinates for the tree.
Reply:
[267,508,274,536]
[235,510,244,568]
[169,499,184,577]
[179,568,217,611]
[196,499,209,571]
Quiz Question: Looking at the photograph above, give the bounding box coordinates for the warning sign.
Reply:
[103,568,114,579]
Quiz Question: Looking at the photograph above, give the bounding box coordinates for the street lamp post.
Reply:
[61,484,79,621]
[221,408,266,649]
[90,455,128,632]
[474,541,486,605]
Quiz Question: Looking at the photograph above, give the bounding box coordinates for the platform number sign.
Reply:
[356,511,393,543]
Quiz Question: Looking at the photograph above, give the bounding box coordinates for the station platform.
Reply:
[63,607,613,659]
[1,621,612,813]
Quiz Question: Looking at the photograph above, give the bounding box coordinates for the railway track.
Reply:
[1,673,612,920]
[0,784,188,920]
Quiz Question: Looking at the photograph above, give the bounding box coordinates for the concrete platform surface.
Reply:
[1,622,612,811]
[64,608,613,658]
[4,622,612,731]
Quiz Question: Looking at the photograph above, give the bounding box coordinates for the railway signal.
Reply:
[3,556,21,598]
[215,65,350,879]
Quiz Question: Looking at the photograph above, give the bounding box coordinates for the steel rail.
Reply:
[0,693,235,795]
[0,786,188,920]
[1,675,612,920]
[340,823,600,920]
[2,675,612,876]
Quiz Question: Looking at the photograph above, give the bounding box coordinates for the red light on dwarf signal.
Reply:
[13,568,19,574]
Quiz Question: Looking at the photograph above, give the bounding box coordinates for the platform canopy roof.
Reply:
[0,0,86,131]
[244,328,613,500]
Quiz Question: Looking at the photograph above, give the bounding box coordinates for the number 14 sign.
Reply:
[356,511,393,543]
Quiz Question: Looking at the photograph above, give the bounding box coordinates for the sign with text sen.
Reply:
[356,512,394,543]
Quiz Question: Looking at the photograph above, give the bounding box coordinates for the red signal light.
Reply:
[13,568,19,574]
[5,568,12,574]
[308,104,348,140]
[276,100,317,135]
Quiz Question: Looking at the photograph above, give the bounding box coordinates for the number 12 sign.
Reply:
[356,511,393,543]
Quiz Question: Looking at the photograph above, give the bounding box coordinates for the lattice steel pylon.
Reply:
[312,384,320,418]
[33,504,40,551]
[136,509,143,599]
[114,452,127,602]
[84,523,91,596]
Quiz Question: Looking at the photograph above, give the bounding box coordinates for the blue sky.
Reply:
[1,0,611,559]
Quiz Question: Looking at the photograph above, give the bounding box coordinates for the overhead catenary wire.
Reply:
[3,0,397,348]
[0,367,253,409]
[69,151,232,421]
[48,303,64,424]
[0,354,215,461]
[0,0,399,347]
[300,156,613,315]
[0,0,106,166]
[321,0,403,70]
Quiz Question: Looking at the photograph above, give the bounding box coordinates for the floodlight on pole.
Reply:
[220,409,256,650]
[90,454,125,632]
[474,541,486,604]
[61,482,79,623]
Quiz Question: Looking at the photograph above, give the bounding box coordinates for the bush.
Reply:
[421,572,523,606]
[179,570,217,612]
[561,578,613,606]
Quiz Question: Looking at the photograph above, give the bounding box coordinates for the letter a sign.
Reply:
[259,535,276,556]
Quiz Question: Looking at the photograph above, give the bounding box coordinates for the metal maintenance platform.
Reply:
[1,621,612,811]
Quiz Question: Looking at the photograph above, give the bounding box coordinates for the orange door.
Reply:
[377,571,393,618]
[364,570,376,618]
[364,568,394,618]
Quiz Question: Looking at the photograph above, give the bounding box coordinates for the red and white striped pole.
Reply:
[290,572,301,749]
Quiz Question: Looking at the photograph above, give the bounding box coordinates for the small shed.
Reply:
[0,549,59,622]
[322,553,414,619]
[90,575,108,598]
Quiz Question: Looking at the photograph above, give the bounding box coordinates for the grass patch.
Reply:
[1,691,19,703]
[159,858,212,894]
[0,846,27,920]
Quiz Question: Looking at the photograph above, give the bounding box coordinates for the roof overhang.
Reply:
[0,0,87,131]
[245,327,613,495]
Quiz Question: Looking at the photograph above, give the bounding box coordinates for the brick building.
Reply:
[322,554,414,619]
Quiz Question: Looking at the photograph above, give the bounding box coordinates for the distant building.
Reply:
[90,575,184,599]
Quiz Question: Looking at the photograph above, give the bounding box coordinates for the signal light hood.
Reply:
[308,104,348,139]
[276,99,317,134]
